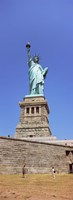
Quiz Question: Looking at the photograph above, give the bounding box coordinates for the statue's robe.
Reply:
[28,59,44,94]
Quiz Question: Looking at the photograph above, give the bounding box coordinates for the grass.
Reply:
[0,174,73,200]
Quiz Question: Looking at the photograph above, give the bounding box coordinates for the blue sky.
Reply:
[0,0,73,140]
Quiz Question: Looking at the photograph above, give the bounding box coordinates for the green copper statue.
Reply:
[26,42,48,95]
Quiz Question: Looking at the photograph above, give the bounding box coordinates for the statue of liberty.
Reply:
[26,43,48,95]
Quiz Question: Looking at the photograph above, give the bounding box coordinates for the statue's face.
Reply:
[33,56,39,63]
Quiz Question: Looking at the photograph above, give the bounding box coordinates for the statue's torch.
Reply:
[26,42,31,49]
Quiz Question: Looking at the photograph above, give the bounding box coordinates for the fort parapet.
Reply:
[0,136,73,174]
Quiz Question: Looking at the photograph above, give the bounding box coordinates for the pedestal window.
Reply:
[26,107,29,114]
[36,107,39,113]
[31,107,34,114]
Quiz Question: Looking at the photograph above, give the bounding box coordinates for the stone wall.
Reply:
[0,137,73,174]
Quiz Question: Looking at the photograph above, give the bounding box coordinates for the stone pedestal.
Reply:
[14,96,52,138]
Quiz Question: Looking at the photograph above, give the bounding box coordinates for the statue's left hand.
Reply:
[43,67,48,78]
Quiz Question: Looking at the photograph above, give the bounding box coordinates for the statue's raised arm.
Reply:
[26,42,48,95]
[26,42,31,60]
[26,42,33,67]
